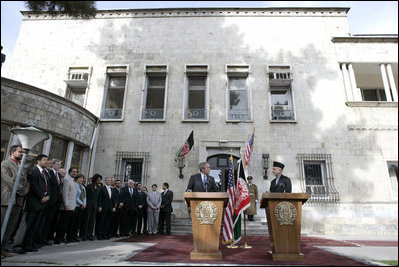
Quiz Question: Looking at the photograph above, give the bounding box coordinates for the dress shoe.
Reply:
[42,240,51,246]
[16,249,27,254]
[1,251,14,257]
[25,247,38,252]
[88,237,94,241]
[97,236,103,240]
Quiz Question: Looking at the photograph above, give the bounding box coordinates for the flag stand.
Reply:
[240,214,252,249]
[226,243,239,248]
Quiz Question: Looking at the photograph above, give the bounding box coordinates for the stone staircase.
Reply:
[171,216,269,236]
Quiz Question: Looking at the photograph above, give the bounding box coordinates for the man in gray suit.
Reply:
[186,162,219,192]
[54,168,77,244]
[146,184,161,235]
[1,145,29,258]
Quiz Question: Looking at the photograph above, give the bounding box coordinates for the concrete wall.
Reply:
[3,8,398,235]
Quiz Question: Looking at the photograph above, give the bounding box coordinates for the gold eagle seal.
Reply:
[195,201,218,224]
[274,201,297,226]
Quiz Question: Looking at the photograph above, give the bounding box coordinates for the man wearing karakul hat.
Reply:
[269,161,292,193]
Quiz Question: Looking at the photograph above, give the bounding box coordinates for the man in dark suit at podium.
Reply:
[186,162,219,192]
[270,161,292,193]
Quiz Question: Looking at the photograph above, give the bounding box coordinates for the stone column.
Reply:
[386,64,398,102]
[341,63,353,101]
[64,140,74,171]
[380,64,393,102]
[348,64,362,101]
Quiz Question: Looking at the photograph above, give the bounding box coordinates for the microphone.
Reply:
[205,180,209,192]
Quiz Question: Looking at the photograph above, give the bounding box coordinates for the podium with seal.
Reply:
[260,193,309,261]
[184,192,228,260]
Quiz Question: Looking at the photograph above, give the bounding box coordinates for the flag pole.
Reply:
[226,155,238,249]
[240,214,252,249]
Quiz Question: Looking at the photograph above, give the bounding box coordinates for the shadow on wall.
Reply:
[56,12,399,204]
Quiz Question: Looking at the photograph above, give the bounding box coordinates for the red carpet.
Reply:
[119,235,374,265]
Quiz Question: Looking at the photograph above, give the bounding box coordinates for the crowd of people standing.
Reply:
[1,145,173,258]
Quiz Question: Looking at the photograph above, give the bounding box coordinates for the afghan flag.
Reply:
[232,160,251,244]
[175,131,194,159]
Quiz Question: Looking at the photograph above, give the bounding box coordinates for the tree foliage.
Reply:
[25,1,97,18]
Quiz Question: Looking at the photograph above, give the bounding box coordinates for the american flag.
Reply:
[243,133,254,167]
[222,156,235,245]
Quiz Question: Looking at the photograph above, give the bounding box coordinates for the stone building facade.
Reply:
[2,7,397,235]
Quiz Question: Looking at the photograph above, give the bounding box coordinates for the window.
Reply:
[184,65,209,120]
[64,67,91,107]
[387,161,398,198]
[101,66,128,120]
[71,144,83,171]
[270,88,295,120]
[268,65,295,121]
[361,88,387,101]
[297,153,339,203]
[226,65,251,121]
[49,135,67,164]
[141,65,168,120]
[114,152,150,186]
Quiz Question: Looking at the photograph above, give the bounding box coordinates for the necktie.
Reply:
[129,188,133,196]
[107,186,111,198]
[203,175,207,190]
[80,184,85,202]
[56,171,60,185]
[42,170,48,192]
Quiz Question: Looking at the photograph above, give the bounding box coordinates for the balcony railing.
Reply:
[227,109,251,121]
[101,108,122,119]
[142,108,164,119]
[271,108,295,121]
[184,108,207,120]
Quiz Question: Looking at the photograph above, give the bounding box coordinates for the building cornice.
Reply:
[21,7,349,20]
[332,36,398,43]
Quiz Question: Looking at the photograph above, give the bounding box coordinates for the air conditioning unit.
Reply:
[64,72,89,88]
[272,105,289,110]
[269,72,293,86]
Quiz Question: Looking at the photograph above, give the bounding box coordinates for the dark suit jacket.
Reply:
[47,169,60,206]
[160,190,173,213]
[187,173,219,192]
[113,187,124,207]
[26,166,48,212]
[270,174,292,193]
[122,187,138,211]
[136,190,147,210]
[98,185,116,212]
[86,183,101,211]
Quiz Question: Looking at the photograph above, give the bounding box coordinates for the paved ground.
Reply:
[1,235,397,266]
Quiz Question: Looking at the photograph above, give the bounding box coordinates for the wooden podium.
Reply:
[184,192,228,260]
[260,193,308,261]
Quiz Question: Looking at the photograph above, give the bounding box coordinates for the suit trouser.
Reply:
[68,207,83,240]
[99,211,112,238]
[136,208,144,234]
[21,210,41,249]
[158,211,171,234]
[42,204,57,241]
[122,210,137,235]
[147,208,159,234]
[1,205,22,252]
[55,210,73,242]
[84,208,96,238]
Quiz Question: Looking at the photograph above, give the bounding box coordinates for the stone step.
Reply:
[171,217,269,236]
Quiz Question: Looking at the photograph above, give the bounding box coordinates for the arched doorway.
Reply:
[207,154,239,192]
